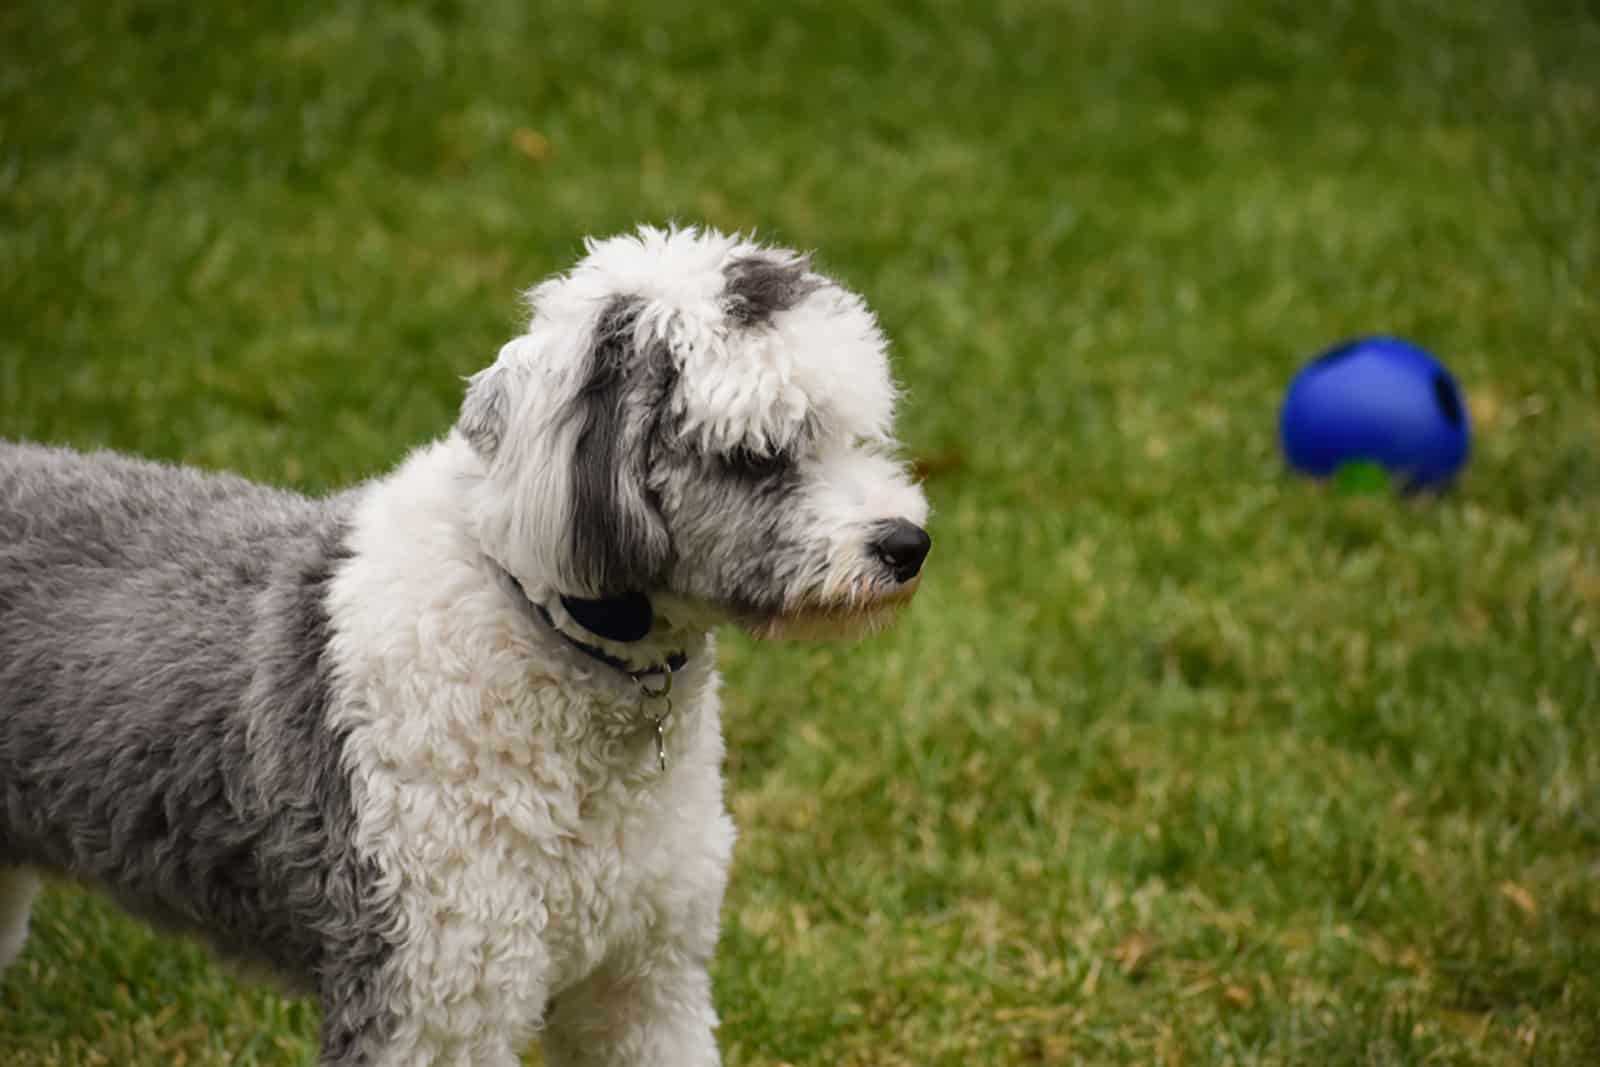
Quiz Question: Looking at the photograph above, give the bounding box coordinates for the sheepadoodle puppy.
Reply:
[0,227,930,1065]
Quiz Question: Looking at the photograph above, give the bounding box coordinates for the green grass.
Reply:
[3,0,1598,1063]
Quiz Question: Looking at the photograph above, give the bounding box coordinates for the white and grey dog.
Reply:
[0,227,930,1065]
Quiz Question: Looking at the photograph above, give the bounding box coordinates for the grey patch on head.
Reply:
[565,297,675,595]
[458,364,513,460]
[0,443,398,1062]
[721,254,823,329]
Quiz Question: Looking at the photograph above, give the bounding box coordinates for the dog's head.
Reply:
[460,226,929,639]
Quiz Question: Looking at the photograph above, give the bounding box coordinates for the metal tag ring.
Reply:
[638,671,673,699]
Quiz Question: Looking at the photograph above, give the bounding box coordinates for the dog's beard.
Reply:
[653,550,924,642]
[728,577,921,641]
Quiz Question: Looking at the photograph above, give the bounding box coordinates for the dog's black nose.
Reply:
[872,520,931,583]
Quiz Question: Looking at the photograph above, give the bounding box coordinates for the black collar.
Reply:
[498,568,689,683]
[533,601,689,682]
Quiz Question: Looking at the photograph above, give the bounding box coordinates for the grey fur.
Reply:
[0,442,397,1064]
[653,447,808,618]
[721,254,821,328]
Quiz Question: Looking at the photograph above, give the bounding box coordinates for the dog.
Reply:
[0,226,930,1065]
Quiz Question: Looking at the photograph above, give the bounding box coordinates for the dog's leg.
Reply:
[320,996,526,1067]
[342,1022,526,1067]
[317,961,534,1067]
[0,868,40,972]
[541,951,720,1067]
[316,970,397,1067]
[322,936,547,1067]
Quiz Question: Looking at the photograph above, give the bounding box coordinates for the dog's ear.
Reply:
[458,363,513,461]
[565,298,674,596]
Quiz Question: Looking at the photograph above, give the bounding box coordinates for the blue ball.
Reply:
[1279,336,1470,490]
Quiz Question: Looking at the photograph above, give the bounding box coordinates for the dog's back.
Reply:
[0,442,386,985]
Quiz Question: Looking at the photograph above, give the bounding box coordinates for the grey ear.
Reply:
[566,298,674,594]
[458,364,511,460]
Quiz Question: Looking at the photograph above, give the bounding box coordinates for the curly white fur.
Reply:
[327,443,734,1065]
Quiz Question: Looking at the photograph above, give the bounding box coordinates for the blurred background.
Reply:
[2,1,1597,1063]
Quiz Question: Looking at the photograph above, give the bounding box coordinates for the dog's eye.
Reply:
[723,447,790,479]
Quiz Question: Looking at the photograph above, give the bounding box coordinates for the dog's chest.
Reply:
[390,705,733,998]
[534,783,708,987]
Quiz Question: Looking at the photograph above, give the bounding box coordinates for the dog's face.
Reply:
[461,227,929,638]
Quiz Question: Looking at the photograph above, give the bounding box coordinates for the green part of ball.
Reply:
[1331,460,1392,495]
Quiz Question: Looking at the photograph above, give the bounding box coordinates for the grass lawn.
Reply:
[3,0,1598,1063]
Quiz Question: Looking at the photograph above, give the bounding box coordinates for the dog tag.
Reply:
[638,672,674,773]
